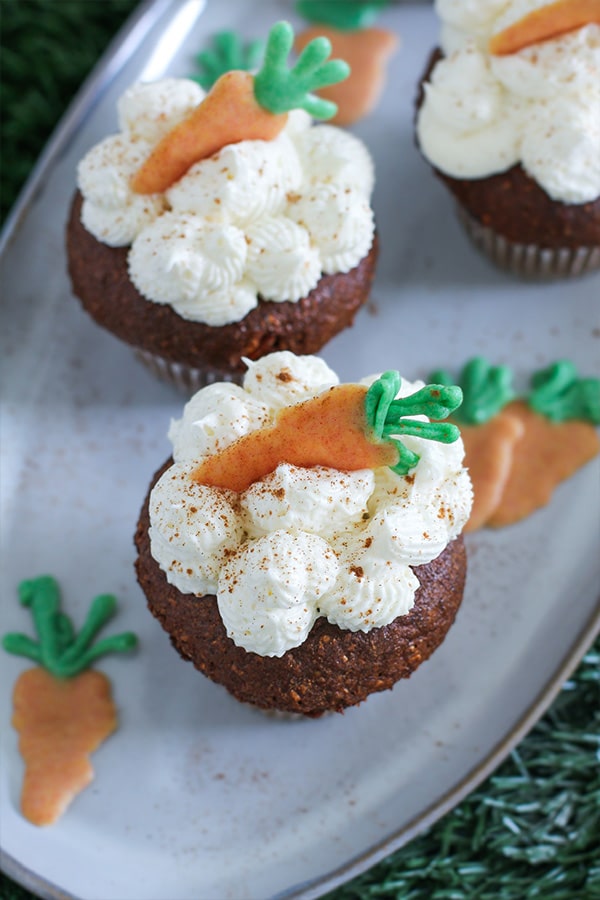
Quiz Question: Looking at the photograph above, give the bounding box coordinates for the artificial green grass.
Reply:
[327,645,600,900]
[1,2,599,899]
[1,0,138,223]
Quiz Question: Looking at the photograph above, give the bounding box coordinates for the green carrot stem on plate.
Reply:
[528,360,600,424]
[2,576,138,679]
[430,357,515,426]
[296,0,391,31]
[192,30,265,90]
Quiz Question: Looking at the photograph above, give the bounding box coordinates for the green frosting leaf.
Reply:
[192,30,264,90]
[254,21,350,119]
[528,361,600,424]
[365,372,462,475]
[2,575,138,679]
[296,0,390,30]
[430,357,515,425]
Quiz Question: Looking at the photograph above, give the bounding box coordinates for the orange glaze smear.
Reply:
[489,0,600,56]
[192,383,399,493]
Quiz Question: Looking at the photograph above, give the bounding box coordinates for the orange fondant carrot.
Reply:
[3,577,137,826]
[459,411,525,533]
[192,374,462,493]
[489,0,600,56]
[132,21,350,194]
[13,668,117,826]
[194,384,392,492]
[431,358,600,530]
[131,71,286,195]
[430,358,519,531]
[487,401,600,527]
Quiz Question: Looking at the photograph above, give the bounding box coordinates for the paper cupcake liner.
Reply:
[456,206,600,279]
[134,349,243,393]
[250,705,333,721]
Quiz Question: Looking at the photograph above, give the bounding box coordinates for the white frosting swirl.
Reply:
[417,47,521,178]
[287,183,375,275]
[244,216,322,302]
[127,212,256,326]
[77,77,375,323]
[218,531,339,656]
[437,0,511,51]
[490,26,600,100]
[294,124,375,196]
[168,382,271,463]
[77,136,166,245]
[241,464,374,538]
[149,353,472,657]
[117,78,205,143]
[521,98,600,205]
[318,554,420,631]
[418,4,600,203]
[149,462,243,596]
[166,136,303,225]
[242,351,339,409]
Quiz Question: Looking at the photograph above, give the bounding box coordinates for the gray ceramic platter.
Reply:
[1,2,599,898]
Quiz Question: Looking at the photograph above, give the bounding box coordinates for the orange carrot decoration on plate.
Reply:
[2,576,138,826]
[432,358,600,531]
[295,1,398,125]
[192,371,462,493]
[487,361,600,527]
[430,358,521,532]
[131,20,350,195]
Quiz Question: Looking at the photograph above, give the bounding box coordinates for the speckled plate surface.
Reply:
[1,2,599,899]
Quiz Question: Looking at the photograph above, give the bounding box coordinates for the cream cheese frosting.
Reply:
[417,2,600,203]
[148,352,473,657]
[77,80,375,324]
[78,136,166,246]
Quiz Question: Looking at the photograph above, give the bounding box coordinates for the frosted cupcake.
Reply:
[67,23,377,391]
[415,0,600,278]
[135,351,473,717]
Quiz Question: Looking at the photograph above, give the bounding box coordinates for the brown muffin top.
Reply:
[66,192,378,373]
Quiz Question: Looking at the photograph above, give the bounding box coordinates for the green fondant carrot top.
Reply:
[365,371,462,474]
[429,357,600,426]
[192,30,265,91]
[296,0,391,31]
[2,576,138,679]
[430,357,515,426]
[254,21,350,118]
[528,360,600,423]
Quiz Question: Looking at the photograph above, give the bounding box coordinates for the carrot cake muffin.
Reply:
[67,23,378,390]
[415,0,600,278]
[135,351,473,717]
